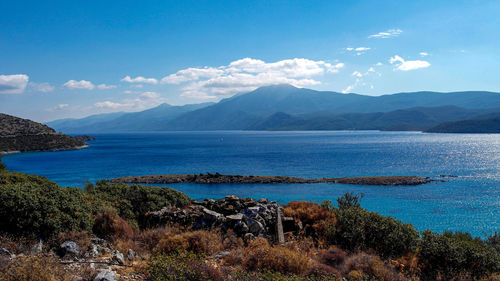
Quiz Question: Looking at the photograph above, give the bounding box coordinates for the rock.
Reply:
[212,251,230,260]
[248,220,265,235]
[127,249,136,261]
[258,198,270,204]
[59,241,80,257]
[112,250,125,265]
[89,244,100,258]
[225,195,239,201]
[234,220,249,234]
[227,213,244,221]
[93,270,117,281]
[0,248,14,261]
[243,233,255,241]
[203,208,224,222]
[31,239,43,254]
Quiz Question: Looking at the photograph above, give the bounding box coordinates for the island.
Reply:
[107,173,433,186]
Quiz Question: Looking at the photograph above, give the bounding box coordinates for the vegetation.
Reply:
[0,162,498,280]
[426,116,500,133]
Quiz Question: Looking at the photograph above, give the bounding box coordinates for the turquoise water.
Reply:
[3,131,499,237]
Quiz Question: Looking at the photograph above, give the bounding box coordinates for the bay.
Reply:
[3,131,499,237]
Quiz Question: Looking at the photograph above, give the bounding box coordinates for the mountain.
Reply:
[248,106,498,131]
[0,113,86,153]
[426,116,500,133]
[48,102,214,133]
[165,85,500,130]
[48,85,500,132]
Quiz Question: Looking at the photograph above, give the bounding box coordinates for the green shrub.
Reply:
[419,230,500,280]
[326,205,419,258]
[0,155,5,170]
[90,181,191,227]
[0,171,93,238]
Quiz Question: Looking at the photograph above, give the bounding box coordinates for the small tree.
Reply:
[337,191,363,209]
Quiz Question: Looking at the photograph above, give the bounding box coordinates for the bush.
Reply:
[0,155,5,171]
[326,206,419,258]
[93,210,134,242]
[0,255,75,281]
[343,252,403,281]
[284,201,336,237]
[0,171,93,238]
[155,230,223,255]
[419,230,500,280]
[90,181,191,227]
[321,246,346,267]
[306,264,342,280]
[241,238,311,275]
[148,251,225,281]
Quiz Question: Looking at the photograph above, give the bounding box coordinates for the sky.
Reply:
[1,0,499,122]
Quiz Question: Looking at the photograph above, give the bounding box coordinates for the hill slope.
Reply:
[426,116,500,133]
[0,113,86,153]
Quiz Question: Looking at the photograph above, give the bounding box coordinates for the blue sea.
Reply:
[2,131,499,237]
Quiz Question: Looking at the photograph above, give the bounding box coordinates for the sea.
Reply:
[2,131,499,237]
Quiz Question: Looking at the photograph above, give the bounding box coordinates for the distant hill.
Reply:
[48,85,500,132]
[426,116,500,133]
[248,106,499,131]
[48,102,214,133]
[0,113,86,153]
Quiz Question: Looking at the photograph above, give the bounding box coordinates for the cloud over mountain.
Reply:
[161,58,344,99]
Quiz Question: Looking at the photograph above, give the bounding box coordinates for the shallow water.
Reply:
[3,131,499,237]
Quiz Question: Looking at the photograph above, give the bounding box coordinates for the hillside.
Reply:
[48,85,500,132]
[0,113,86,153]
[426,116,500,133]
[47,102,214,133]
[248,106,499,131]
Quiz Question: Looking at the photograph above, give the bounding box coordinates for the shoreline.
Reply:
[0,144,88,155]
[107,173,434,186]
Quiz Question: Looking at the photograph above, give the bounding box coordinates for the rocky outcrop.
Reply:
[108,173,433,186]
[145,195,294,240]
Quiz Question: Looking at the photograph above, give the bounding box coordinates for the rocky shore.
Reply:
[108,173,433,186]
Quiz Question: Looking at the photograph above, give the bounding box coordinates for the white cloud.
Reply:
[94,92,165,110]
[46,104,69,112]
[390,55,431,71]
[29,82,55,93]
[121,75,158,84]
[375,62,383,66]
[419,52,429,57]
[64,80,95,90]
[162,57,344,99]
[352,71,363,78]
[0,74,29,94]
[345,47,371,55]
[97,84,117,90]
[368,29,402,39]
[342,85,355,94]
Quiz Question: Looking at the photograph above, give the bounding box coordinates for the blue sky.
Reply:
[1,0,499,122]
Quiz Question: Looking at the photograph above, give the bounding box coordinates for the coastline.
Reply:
[0,144,88,155]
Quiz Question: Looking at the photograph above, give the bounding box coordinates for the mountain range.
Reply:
[47,84,500,133]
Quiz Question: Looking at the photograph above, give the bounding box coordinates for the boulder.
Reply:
[127,248,136,261]
[248,220,265,235]
[0,248,14,261]
[202,208,224,222]
[31,239,43,254]
[59,241,80,257]
[227,213,244,221]
[93,270,117,281]
[112,250,125,265]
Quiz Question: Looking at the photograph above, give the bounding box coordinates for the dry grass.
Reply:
[284,201,336,237]
[154,230,224,255]
[0,255,76,281]
[343,252,406,281]
[306,263,342,280]
[55,231,92,251]
[321,246,346,267]
[236,238,312,275]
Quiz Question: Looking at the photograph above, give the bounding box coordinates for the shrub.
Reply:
[326,206,419,258]
[93,210,134,242]
[343,252,403,281]
[241,238,311,275]
[0,255,75,281]
[336,192,363,210]
[0,171,93,238]
[419,230,500,280]
[321,246,346,267]
[284,201,336,237]
[148,251,225,281]
[306,264,342,280]
[90,181,191,227]
[155,230,223,255]
[0,155,5,171]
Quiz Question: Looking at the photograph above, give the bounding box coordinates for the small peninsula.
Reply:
[0,113,93,153]
[107,173,433,186]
